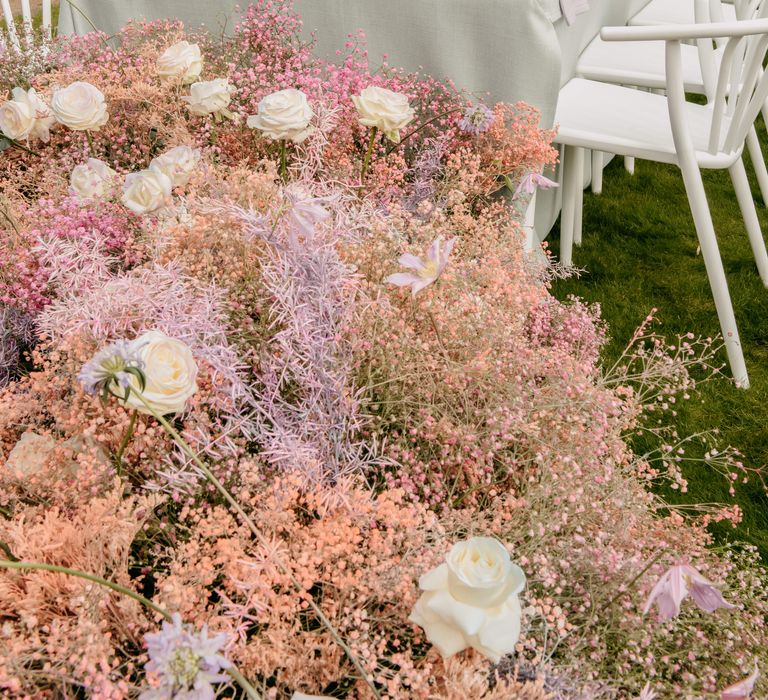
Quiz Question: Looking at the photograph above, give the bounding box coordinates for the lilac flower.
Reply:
[721,666,759,700]
[458,103,494,135]
[140,613,231,700]
[636,682,658,700]
[77,339,145,397]
[386,236,458,296]
[513,172,559,199]
[643,563,736,620]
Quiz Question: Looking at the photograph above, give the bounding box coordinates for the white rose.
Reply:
[409,537,526,662]
[246,88,314,143]
[182,78,233,119]
[70,158,117,199]
[352,85,415,143]
[51,81,109,131]
[121,169,172,214]
[157,41,203,84]
[149,145,201,188]
[0,87,55,142]
[122,330,198,415]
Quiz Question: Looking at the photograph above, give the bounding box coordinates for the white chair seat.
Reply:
[556,78,739,169]
[577,35,724,92]
[630,0,737,25]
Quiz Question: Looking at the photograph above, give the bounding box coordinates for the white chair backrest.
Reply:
[1,0,53,52]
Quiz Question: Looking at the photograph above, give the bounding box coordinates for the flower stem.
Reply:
[133,393,382,699]
[279,140,288,182]
[384,107,462,156]
[85,130,97,157]
[426,308,449,361]
[8,138,40,157]
[360,127,377,184]
[0,560,262,700]
[115,410,138,477]
[602,550,666,612]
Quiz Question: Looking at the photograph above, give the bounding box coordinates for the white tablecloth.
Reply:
[58,0,651,236]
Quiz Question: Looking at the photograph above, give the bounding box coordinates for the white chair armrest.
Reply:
[601,17,768,42]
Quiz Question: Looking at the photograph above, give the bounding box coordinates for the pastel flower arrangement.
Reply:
[0,1,765,699]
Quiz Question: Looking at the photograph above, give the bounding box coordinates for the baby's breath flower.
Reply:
[140,613,230,700]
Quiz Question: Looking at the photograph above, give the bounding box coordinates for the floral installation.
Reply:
[0,1,766,699]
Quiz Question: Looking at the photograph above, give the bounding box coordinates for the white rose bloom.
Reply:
[70,158,117,199]
[157,41,203,84]
[51,81,109,131]
[149,145,201,188]
[246,88,315,143]
[409,536,526,663]
[121,169,172,214]
[352,85,415,143]
[182,78,233,119]
[0,87,55,142]
[122,330,198,415]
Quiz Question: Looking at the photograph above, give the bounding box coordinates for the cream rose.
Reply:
[246,88,314,143]
[0,87,55,142]
[182,78,233,119]
[352,85,415,143]
[70,158,117,199]
[122,330,198,415]
[121,169,172,214]
[409,537,526,662]
[149,145,201,188]
[157,40,203,84]
[51,81,109,131]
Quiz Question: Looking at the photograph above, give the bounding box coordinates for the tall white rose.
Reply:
[121,169,172,214]
[121,330,198,415]
[246,88,315,143]
[352,85,415,143]
[157,41,203,84]
[0,87,55,142]
[51,81,109,132]
[70,158,117,199]
[182,78,233,120]
[149,145,201,188]
[409,537,526,662]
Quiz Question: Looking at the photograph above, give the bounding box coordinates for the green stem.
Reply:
[360,127,377,184]
[602,550,666,613]
[0,560,262,700]
[115,410,138,477]
[279,140,288,182]
[133,393,381,699]
[85,131,97,157]
[8,138,40,157]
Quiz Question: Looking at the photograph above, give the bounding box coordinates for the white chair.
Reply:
[555,17,768,388]
[578,0,768,207]
[1,0,53,52]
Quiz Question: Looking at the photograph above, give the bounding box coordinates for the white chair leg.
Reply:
[591,150,603,194]
[575,168,584,246]
[522,189,538,255]
[745,126,768,207]
[561,145,584,267]
[729,157,768,287]
[625,156,635,175]
[680,160,749,387]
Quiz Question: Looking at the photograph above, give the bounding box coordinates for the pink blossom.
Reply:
[643,564,736,620]
[720,666,759,700]
[513,171,559,199]
[385,236,457,296]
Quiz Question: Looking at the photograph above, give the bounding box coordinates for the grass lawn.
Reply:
[548,135,768,557]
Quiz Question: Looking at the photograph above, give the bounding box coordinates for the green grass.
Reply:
[0,3,59,34]
[549,132,768,557]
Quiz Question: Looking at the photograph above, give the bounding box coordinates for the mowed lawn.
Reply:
[548,131,768,557]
